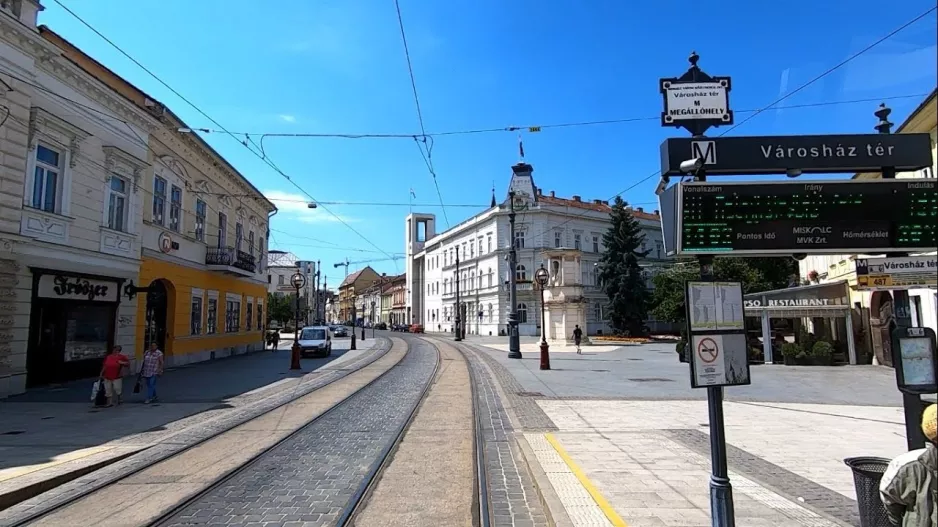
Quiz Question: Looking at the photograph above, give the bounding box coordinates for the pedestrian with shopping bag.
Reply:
[97,345,130,407]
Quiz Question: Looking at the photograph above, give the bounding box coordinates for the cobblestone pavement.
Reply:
[441,339,552,527]
[0,339,391,526]
[159,337,438,527]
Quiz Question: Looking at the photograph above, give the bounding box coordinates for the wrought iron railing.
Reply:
[206,246,257,273]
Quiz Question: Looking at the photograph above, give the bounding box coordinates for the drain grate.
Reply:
[2,430,25,435]
[516,391,544,397]
[628,377,675,383]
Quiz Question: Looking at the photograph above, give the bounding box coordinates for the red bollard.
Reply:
[290,343,302,370]
[539,340,551,370]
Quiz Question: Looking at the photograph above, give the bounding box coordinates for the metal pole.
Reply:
[361,300,366,341]
[350,303,357,350]
[372,301,376,338]
[875,103,926,450]
[695,159,735,526]
[455,251,462,341]
[291,283,302,370]
[507,191,522,359]
[539,280,550,370]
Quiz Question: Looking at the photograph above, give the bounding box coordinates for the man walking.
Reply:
[573,325,583,354]
[99,345,129,407]
[141,343,164,404]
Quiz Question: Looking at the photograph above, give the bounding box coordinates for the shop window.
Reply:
[152,176,166,225]
[206,298,217,334]
[195,199,206,241]
[225,300,241,333]
[64,305,111,362]
[106,176,128,232]
[32,144,62,213]
[190,296,203,335]
[246,303,254,331]
[169,185,182,232]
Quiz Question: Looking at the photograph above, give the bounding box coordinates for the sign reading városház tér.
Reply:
[660,133,934,176]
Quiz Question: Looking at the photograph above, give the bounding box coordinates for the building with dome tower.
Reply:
[404,159,673,338]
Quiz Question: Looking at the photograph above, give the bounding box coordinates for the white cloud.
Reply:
[279,114,297,123]
[264,190,354,223]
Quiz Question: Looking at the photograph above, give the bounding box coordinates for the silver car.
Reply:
[297,326,333,358]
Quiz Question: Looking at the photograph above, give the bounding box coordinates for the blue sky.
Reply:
[38,0,937,285]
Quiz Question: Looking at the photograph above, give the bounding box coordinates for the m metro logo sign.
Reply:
[691,140,717,165]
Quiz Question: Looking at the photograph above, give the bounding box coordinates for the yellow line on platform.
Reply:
[544,433,628,527]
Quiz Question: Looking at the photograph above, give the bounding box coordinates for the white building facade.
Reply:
[0,1,156,397]
[405,162,671,337]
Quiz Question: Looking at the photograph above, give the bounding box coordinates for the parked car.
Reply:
[375,322,388,330]
[297,326,332,358]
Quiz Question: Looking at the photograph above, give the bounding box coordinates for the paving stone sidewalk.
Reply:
[0,337,390,526]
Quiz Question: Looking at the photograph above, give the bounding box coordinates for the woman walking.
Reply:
[141,343,164,404]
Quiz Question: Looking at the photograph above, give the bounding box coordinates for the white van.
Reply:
[297,326,333,358]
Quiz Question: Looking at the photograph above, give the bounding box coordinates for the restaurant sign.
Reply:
[744,298,834,308]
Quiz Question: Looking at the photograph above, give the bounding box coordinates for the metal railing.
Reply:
[205,246,257,273]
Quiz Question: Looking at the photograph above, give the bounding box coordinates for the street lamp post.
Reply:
[534,264,550,370]
[361,300,367,341]
[290,271,307,370]
[454,252,462,342]
[371,300,376,338]
[350,302,357,350]
[507,191,522,359]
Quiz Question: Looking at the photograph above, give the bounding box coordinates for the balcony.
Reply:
[206,246,256,277]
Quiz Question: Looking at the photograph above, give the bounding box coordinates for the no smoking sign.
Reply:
[690,333,750,388]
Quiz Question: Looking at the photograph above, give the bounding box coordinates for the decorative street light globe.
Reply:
[291,271,307,290]
[534,265,549,288]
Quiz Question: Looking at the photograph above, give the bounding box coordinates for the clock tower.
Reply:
[507,162,537,209]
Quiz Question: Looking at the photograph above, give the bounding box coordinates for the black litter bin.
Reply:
[844,457,892,527]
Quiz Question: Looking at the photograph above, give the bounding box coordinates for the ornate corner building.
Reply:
[0,1,275,398]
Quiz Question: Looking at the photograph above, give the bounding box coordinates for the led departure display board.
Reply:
[671,179,937,256]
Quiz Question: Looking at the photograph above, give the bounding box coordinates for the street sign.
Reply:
[660,179,937,256]
[660,133,934,177]
[659,52,733,136]
[689,333,751,388]
[855,255,938,290]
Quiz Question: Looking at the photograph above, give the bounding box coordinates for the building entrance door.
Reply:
[144,280,169,352]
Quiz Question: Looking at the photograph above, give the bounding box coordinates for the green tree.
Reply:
[650,257,796,325]
[598,197,651,336]
[267,293,294,326]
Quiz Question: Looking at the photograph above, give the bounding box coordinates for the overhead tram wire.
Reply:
[393,0,450,228]
[171,94,930,141]
[51,0,400,270]
[522,4,938,246]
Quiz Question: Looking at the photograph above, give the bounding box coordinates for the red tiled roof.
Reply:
[537,194,660,221]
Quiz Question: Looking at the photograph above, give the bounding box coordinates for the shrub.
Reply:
[811,340,833,358]
[676,340,686,355]
[781,342,805,359]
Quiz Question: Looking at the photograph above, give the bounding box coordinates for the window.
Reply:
[206,298,217,334]
[517,303,528,324]
[574,233,581,250]
[246,303,254,331]
[655,241,662,258]
[592,236,600,253]
[259,237,265,271]
[248,231,255,255]
[257,304,264,331]
[488,268,493,287]
[169,185,182,232]
[594,303,602,322]
[195,199,206,241]
[487,303,493,322]
[278,275,285,285]
[487,234,493,253]
[225,299,241,333]
[514,230,525,249]
[217,212,227,248]
[190,296,203,335]
[236,222,243,252]
[152,176,166,225]
[106,176,128,232]
[554,231,562,248]
[32,144,61,213]
[516,264,527,281]
[478,238,483,255]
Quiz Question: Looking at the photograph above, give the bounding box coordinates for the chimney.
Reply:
[550,191,555,198]
[572,195,581,202]
[654,209,659,216]
[4,0,43,30]
[593,199,603,204]
[637,207,644,213]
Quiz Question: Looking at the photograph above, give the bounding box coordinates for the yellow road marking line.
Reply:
[544,433,628,527]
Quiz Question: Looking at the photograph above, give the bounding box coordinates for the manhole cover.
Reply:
[628,378,674,383]
[516,391,544,397]
[2,430,25,435]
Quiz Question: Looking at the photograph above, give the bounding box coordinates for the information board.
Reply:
[686,281,745,332]
[855,255,938,290]
[671,179,937,256]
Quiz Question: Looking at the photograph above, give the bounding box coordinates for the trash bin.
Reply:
[844,457,891,527]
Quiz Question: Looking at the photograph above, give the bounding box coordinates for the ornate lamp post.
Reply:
[361,299,367,341]
[371,300,376,338]
[534,264,550,371]
[290,271,307,370]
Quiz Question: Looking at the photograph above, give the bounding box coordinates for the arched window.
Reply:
[517,303,528,323]
[516,264,527,281]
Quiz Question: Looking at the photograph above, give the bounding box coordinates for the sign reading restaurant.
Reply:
[659,133,934,176]
[744,298,834,308]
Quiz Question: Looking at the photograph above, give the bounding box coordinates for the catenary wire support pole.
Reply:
[507,190,522,359]
[695,164,735,527]
[455,251,462,341]
[876,103,928,450]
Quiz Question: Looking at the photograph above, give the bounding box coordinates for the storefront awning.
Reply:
[744,280,851,318]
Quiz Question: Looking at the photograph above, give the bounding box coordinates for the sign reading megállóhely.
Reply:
[670,179,937,256]
[659,133,934,176]
[37,274,119,302]
[855,256,938,291]
[661,81,731,123]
